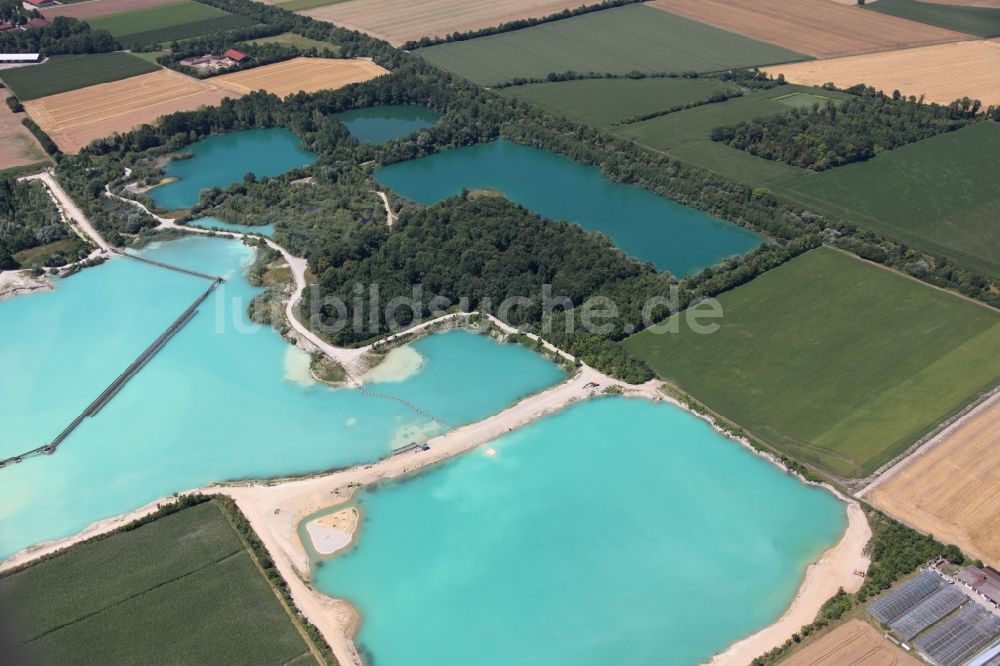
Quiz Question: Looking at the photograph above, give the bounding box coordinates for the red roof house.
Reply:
[224,49,248,63]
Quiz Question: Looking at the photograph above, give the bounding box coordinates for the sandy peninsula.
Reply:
[306,507,360,556]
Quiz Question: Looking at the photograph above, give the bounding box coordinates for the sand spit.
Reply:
[306,507,360,556]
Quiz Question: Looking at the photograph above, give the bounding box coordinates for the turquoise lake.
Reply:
[374,140,761,276]
[315,398,846,666]
[188,216,275,237]
[149,129,316,210]
[337,104,440,144]
[0,236,565,559]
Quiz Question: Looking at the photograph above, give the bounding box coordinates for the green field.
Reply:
[86,0,254,47]
[866,0,1000,37]
[240,31,338,51]
[501,76,740,127]
[0,53,159,101]
[624,247,1000,478]
[776,122,1000,277]
[0,500,320,665]
[417,4,808,86]
[615,84,848,187]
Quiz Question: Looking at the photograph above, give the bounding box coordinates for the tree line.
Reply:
[712,86,978,170]
[0,16,119,55]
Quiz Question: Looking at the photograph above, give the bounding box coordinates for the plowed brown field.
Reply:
[301,0,589,46]
[782,620,919,666]
[868,393,1000,566]
[648,0,969,58]
[23,70,231,154]
[212,57,386,96]
[43,0,180,19]
[766,39,1000,106]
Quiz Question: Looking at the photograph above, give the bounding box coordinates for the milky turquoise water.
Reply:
[337,104,440,144]
[374,139,761,276]
[314,398,846,666]
[0,236,564,559]
[148,129,316,210]
[189,217,275,237]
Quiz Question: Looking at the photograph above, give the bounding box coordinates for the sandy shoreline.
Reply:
[0,187,871,666]
[0,367,868,666]
[0,269,53,302]
[708,501,871,665]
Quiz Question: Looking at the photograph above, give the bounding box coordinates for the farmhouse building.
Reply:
[224,49,248,64]
[22,0,55,8]
[0,52,43,63]
[0,22,14,31]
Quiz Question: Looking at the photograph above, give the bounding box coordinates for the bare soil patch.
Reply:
[869,393,1000,566]
[0,98,48,170]
[649,0,969,58]
[301,0,588,46]
[43,0,180,20]
[766,39,1000,106]
[781,619,920,666]
[23,69,230,154]
[212,57,386,97]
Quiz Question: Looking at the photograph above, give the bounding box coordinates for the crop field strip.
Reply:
[22,69,231,154]
[781,619,920,665]
[84,0,255,47]
[623,247,1000,479]
[42,0,180,19]
[647,0,971,58]
[20,58,384,154]
[0,501,318,665]
[765,39,1000,108]
[0,98,48,171]
[415,4,809,86]
[775,122,1000,278]
[212,56,388,97]
[866,0,1000,37]
[868,393,1000,566]
[300,0,590,46]
[500,77,742,128]
[0,53,160,102]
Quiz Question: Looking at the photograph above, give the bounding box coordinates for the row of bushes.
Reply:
[21,117,60,157]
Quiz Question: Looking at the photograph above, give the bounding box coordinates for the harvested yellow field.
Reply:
[781,619,920,666]
[650,0,969,58]
[868,393,1000,566]
[23,69,230,154]
[766,39,1000,106]
[301,0,588,46]
[213,57,387,97]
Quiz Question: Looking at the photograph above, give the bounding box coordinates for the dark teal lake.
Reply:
[374,140,761,276]
[337,104,440,144]
[149,128,316,210]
